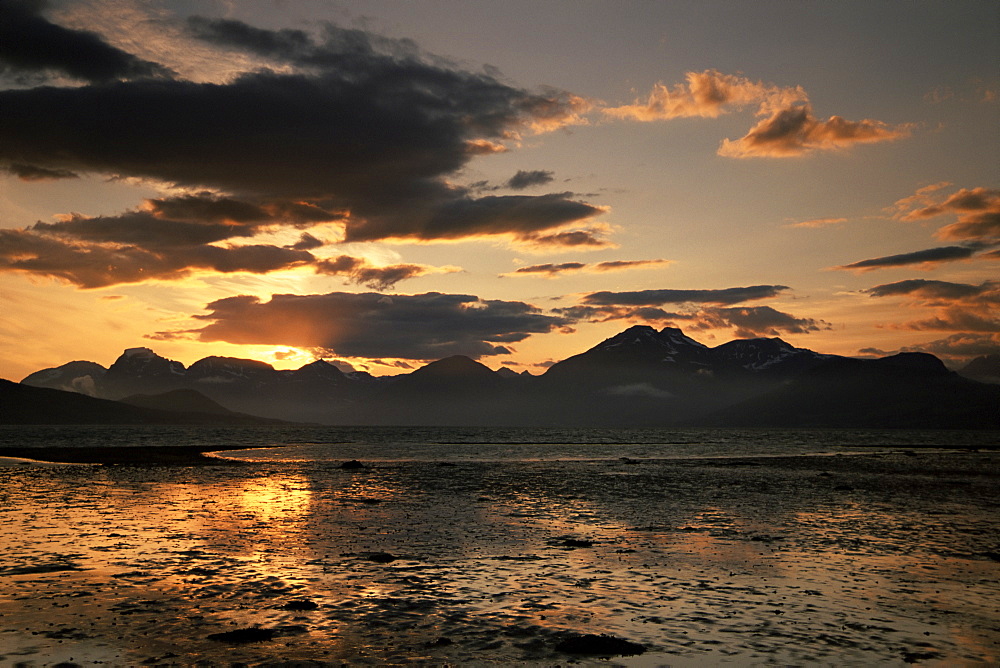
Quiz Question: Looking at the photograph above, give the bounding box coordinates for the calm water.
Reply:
[1,425,996,462]
[1,425,998,665]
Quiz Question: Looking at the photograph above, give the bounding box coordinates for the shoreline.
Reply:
[0,444,282,465]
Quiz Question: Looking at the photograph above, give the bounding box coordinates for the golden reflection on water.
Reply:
[2,453,998,666]
[236,476,313,523]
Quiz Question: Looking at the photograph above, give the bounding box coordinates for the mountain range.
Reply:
[10,326,1000,428]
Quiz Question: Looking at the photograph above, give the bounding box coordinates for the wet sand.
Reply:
[1,449,998,666]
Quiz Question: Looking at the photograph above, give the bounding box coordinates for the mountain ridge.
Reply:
[16,326,1000,428]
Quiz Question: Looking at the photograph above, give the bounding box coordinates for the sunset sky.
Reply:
[1,0,997,380]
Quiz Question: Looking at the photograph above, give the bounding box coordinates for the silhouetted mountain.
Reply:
[103,347,187,398]
[959,355,1000,384]
[21,360,106,396]
[534,326,825,426]
[705,353,1000,428]
[0,379,285,425]
[17,327,1000,427]
[358,356,510,425]
[120,388,240,416]
[712,337,830,376]
[545,326,714,380]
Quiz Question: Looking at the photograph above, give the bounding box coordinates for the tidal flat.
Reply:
[1,443,998,666]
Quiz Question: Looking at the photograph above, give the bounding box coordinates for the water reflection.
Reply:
[0,452,997,665]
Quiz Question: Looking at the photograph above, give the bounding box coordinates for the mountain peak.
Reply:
[108,347,185,376]
[413,355,495,378]
[713,337,826,373]
[874,352,949,375]
[593,325,707,353]
[291,359,347,381]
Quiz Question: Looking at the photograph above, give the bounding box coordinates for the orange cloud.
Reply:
[892,185,1000,244]
[605,70,909,158]
[864,279,999,335]
[786,217,848,229]
[604,70,806,121]
[899,188,1000,243]
[718,105,910,158]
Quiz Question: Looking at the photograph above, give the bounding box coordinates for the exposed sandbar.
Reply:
[0,444,280,465]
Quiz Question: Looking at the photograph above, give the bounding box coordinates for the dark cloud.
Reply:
[506,170,554,190]
[592,259,670,272]
[518,228,615,249]
[287,233,325,251]
[553,302,826,337]
[552,304,680,322]
[554,283,822,337]
[834,245,979,271]
[862,333,1000,364]
[314,256,441,291]
[0,227,313,288]
[864,279,998,302]
[0,17,598,247]
[503,258,670,277]
[583,285,790,306]
[896,308,1000,333]
[864,279,999,334]
[186,16,316,61]
[0,0,173,82]
[31,211,259,248]
[902,333,1000,359]
[17,191,337,256]
[186,291,573,360]
[0,196,439,289]
[345,193,603,242]
[688,306,831,338]
[145,194,342,225]
[507,262,587,276]
[4,162,78,181]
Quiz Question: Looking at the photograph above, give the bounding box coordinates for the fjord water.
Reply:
[2,424,996,460]
[1,425,998,665]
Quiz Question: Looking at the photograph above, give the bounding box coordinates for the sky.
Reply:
[1,0,997,379]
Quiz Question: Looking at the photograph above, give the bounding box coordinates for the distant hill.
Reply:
[959,355,1000,385]
[704,353,1000,429]
[17,326,1000,428]
[118,388,289,423]
[0,379,287,425]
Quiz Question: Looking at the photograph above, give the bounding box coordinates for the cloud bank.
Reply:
[864,279,999,334]
[0,11,607,288]
[178,291,573,360]
[0,0,174,83]
[551,284,826,338]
